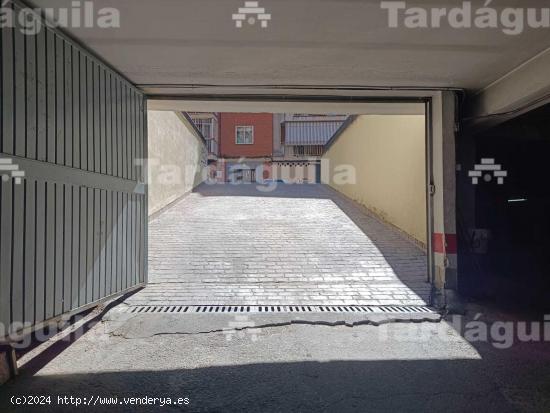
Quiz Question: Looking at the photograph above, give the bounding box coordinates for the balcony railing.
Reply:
[206,139,219,156]
[284,145,324,157]
[189,116,217,137]
[189,115,220,156]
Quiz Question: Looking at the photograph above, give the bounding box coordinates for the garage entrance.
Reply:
[127,106,432,308]
[0,0,460,339]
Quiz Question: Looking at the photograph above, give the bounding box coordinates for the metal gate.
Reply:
[0,2,147,338]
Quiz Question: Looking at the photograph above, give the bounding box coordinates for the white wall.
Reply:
[147,111,207,216]
[322,115,427,245]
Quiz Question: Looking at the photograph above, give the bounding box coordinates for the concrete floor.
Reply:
[126,183,430,307]
[1,302,549,412]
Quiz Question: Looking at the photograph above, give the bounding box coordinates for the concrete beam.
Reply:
[466,47,550,131]
[149,99,426,115]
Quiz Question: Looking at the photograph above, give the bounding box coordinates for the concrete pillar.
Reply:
[430,91,459,309]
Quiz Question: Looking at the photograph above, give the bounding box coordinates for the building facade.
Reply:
[273,114,347,183]
[187,112,346,183]
[219,113,274,158]
[217,113,273,182]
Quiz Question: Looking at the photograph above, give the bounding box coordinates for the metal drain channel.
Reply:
[126,305,435,314]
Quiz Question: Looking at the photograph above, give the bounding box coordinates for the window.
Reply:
[236,126,254,144]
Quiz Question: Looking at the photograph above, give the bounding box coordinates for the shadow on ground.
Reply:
[0,359,518,412]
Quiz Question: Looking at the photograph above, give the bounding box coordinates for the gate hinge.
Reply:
[429,184,436,196]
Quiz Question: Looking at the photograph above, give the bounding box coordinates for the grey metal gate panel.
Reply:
[1,1,147,337]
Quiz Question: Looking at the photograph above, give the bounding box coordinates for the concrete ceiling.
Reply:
[29,0,550,98]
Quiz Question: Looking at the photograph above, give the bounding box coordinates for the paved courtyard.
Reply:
[126,183,430,307]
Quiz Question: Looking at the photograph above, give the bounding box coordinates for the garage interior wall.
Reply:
[0,6,147,335]
[322,115,427,246]
[147,111,207,216]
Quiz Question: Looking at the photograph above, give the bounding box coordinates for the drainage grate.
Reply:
[125,305,435,314]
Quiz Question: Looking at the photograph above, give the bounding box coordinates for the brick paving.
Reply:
[125,183,431,306]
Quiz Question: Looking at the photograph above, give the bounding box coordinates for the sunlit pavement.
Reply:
[127,183,430,307]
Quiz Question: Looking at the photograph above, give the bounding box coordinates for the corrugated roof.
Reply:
[285,121,345,145]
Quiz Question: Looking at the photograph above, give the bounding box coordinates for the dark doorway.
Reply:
[458,104,550,310]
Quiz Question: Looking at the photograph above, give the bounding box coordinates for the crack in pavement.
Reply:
[107,314,444,339]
